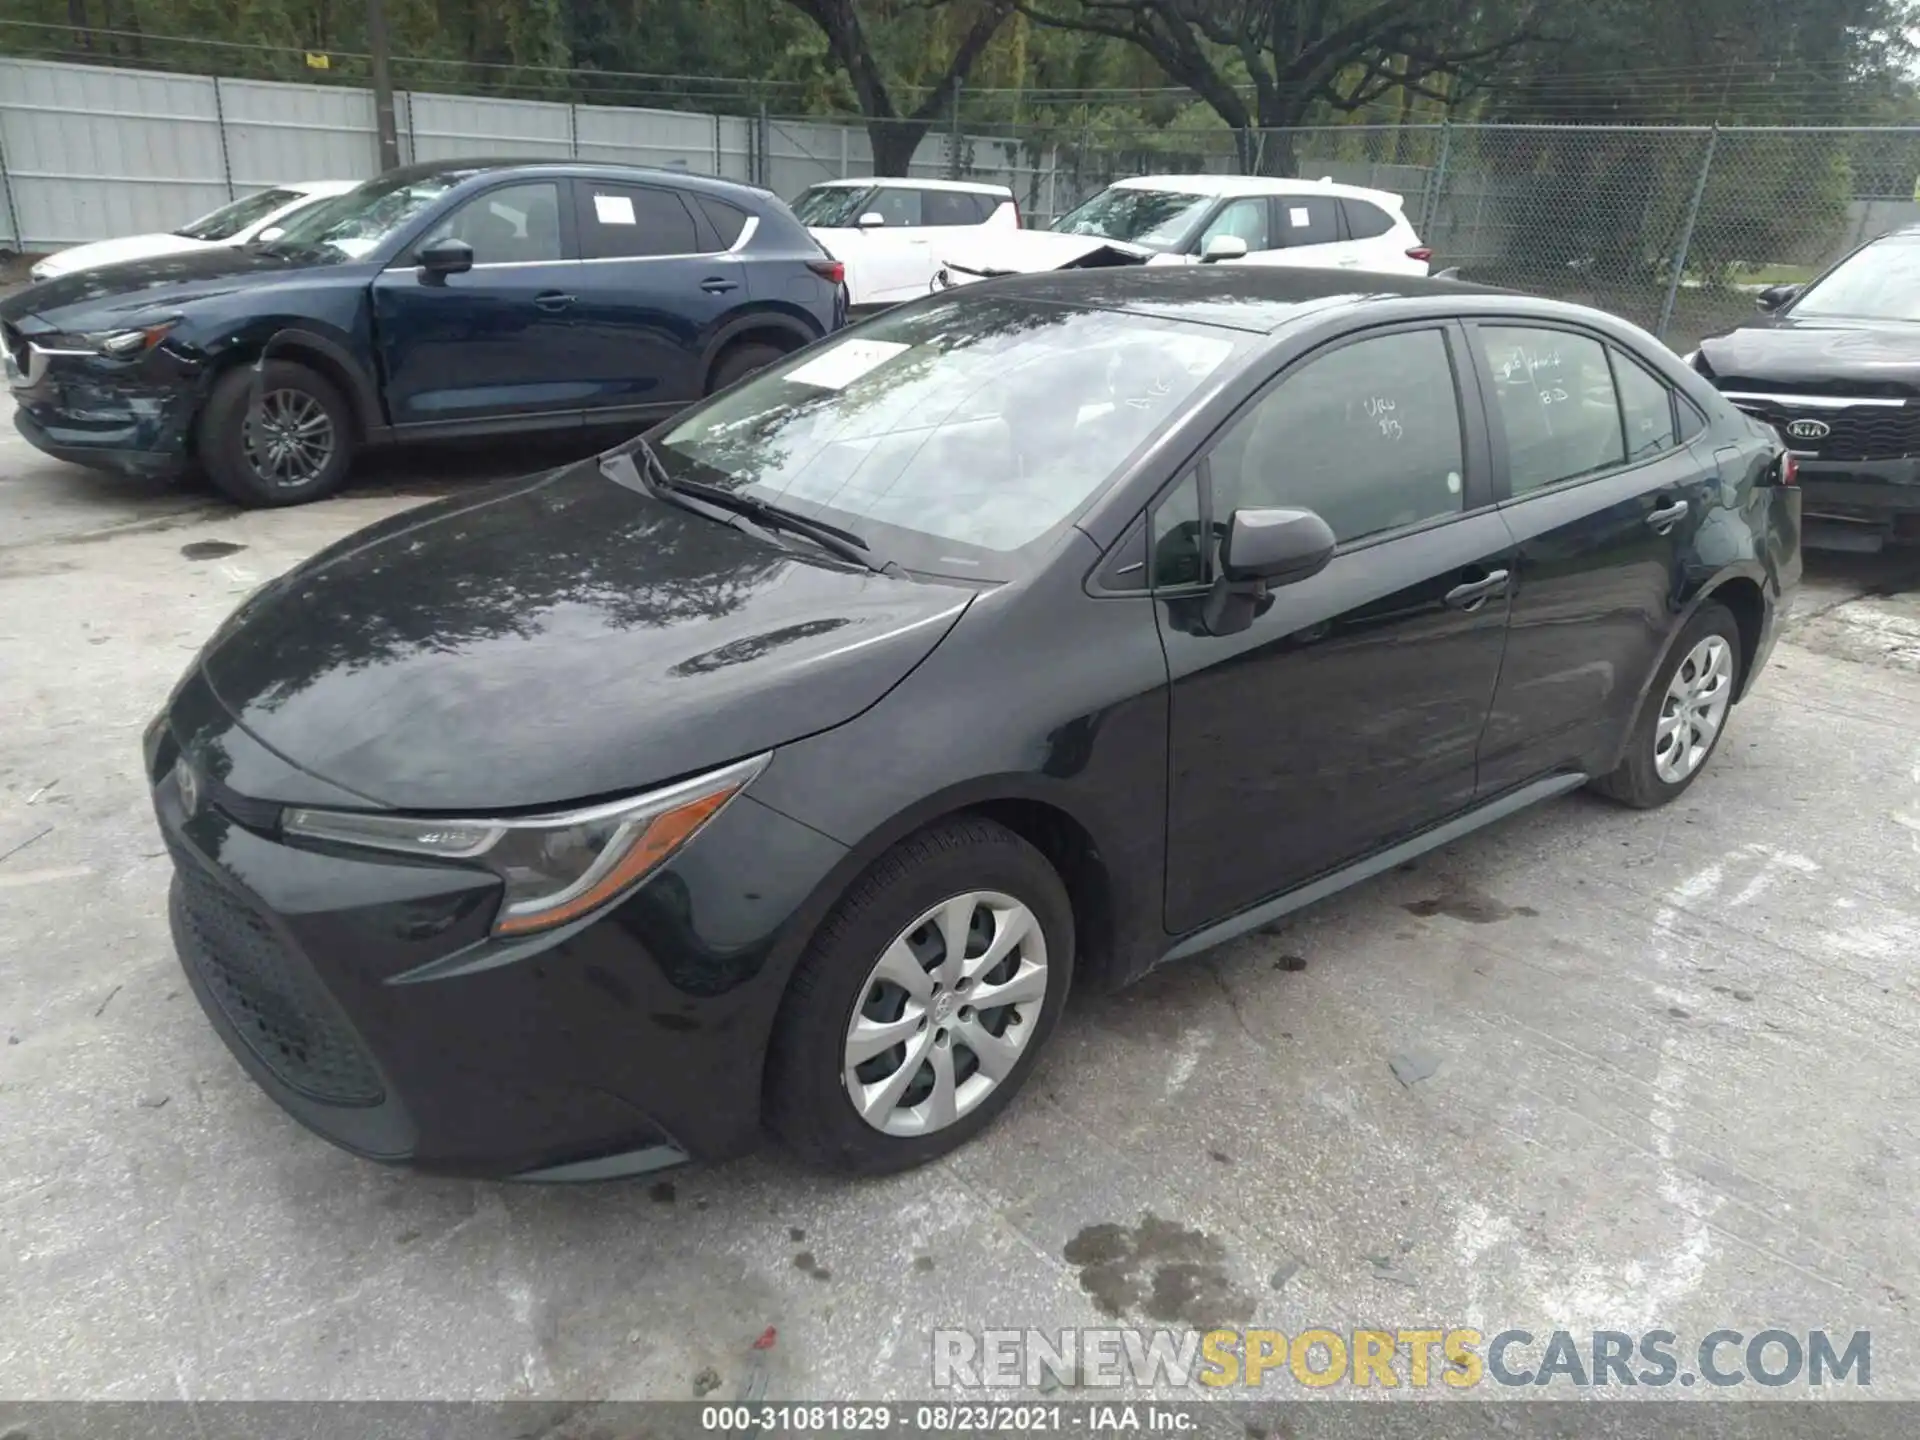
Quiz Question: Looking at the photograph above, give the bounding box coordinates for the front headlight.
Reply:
[82,322,178,357]
[281,753,769,936]
[29,261,55,282]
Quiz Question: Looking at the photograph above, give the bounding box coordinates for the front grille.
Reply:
[171,847,384,1106]
[1732,397,1920,462]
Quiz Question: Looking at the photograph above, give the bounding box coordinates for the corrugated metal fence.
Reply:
[0,56,1059,249]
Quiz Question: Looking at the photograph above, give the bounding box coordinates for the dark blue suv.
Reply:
[1,160,848,506]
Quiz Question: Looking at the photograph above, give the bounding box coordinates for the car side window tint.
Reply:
[1677,394,1708,441]
[692,195,749,248]
[577,184,701,259]
[868,189,923,226]
[1210,328,1466,546]
[1612,349,1679,460]
[1198,198,1272,253]
[1476,326,1626,496]
[923,191,985,226]
[427,181,562,265]
[1341,199,1395,240]
[1276,196,1341,248]
[1151,472,1207,589]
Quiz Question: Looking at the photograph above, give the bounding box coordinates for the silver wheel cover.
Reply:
[1654,634,1734,784]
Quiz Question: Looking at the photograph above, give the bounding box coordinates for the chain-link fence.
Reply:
[972,121,1920,350]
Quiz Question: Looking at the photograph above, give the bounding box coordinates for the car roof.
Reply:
[805,176,1014,197]
[1111,173,1407,209]
[961,264,1525,334]
[287,180,359,197]
[371,158,778,204]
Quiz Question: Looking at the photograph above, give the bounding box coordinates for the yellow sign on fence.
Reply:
[305,53,331,70]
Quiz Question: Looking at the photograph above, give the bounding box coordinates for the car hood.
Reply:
[933,230,1158,287]
[0,246,322,332]
[194,456,977,811]
[1696,315,1920,397]
[33,232,217,279]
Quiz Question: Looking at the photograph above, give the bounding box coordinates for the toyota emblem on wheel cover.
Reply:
[175,760,200,816]
[1785,418,1831,440]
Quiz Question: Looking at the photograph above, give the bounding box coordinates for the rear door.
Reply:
[851,187,940,304]
[1239,192,1347,270]
[1469,321,1721,792]
[1154,322,1515,934]
[565,178,745,415]
[373,178,581,428]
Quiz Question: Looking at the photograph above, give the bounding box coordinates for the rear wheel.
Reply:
[1591,601,1741,808]
[707,341,787,395]
[198,360,355,507]
[766,817,1073,1175]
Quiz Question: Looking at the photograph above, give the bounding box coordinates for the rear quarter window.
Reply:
[1340,199,1396,240]
[692,195,750,247]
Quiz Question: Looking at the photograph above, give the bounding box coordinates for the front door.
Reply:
[372,179,582,428]
[565,179,745,414]
[1466,323,1722,791]
[1156,323,1514,936]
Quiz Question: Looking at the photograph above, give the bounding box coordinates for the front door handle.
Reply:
[1646,499,1690,534]
[1443,568,1511,612]
[700,277,739,294]
[533,291,575,312]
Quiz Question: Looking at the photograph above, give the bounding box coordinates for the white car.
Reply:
[790,178,1020,311]
[935,174,1432,287]
[28,180,357,282]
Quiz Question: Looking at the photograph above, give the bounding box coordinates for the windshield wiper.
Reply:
[619,441,905,578]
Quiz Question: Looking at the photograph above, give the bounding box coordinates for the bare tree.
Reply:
[782,0,1015,175]
[1017,0,1543,173]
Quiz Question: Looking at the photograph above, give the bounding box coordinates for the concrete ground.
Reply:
[3,405,1920,1404]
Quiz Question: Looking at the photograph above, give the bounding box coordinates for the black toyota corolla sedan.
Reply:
[1689,227,1920,551]
[147,267,1800,1181]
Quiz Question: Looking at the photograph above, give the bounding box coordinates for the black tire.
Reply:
[197,361,355,508]
[1590,601,1743,809]
[766,817,1075,1175]
[707,341,787,395]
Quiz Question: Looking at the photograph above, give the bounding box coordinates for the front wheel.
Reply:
[198,360,355,507]
[766,817,1074,1175]
[1591,601,1742,808]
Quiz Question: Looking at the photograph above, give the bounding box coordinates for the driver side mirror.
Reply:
[856,212,887,230]
[257,226,286,243]
[1755,282,1800,313]
[1202,507,1337,636]
[1201,235,1249,264]
[416,236,473,280]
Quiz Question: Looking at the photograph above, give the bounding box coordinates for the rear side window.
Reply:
[575,183,700,259]
[1276,196,1341,248]
[923,191,992,226]
[692,195,750,248]
[1209,327,1466,545]
[1476,326,1626,495]
[1611,350,1679,460]
[1341,199,1396,240]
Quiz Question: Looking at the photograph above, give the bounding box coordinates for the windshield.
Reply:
[1051,187,1215,251]
[656,297,1241,576]
[175,188,301,242]
[263,173,460,260]
[1790,238,1920,321]
[791,185,875,228]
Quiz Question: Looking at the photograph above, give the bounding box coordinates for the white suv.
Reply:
[791,178,1020,310]
[939,174,1431,283]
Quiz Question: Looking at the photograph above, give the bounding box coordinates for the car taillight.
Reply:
[1780,453,1799,486]
[808,259,845,286]
[1407,246,1433,262]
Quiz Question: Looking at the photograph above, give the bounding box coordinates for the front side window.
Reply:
[1276,196,1341,248]
[1476,327,1625,495]
[176,188,300,242]
[1051,187,1214,252]
[1789,237,1920,320]
[1197,199,1272,254]
[1208,328,1466,545]
[575,184,699,259]
[426,182,563,265]
[657,299,1241,575]
[865,188,923,227]
[790,185,873,228]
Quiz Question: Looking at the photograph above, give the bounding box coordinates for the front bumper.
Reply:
[6,341,199,477]
[1793,456,1920,530]
[147,671,848,1178]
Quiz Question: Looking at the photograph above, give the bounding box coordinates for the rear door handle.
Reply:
[700,278,739,293]
[1444,569,1510,611]
[533,291,575,312]
[1646,499,1690,533]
